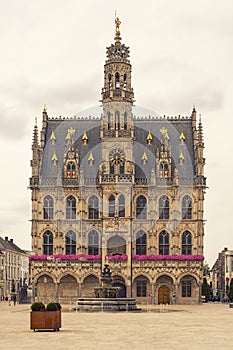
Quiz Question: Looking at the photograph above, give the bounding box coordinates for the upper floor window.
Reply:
[65,230,76,255]
[120,163,124,174]
[110,163,115,174]
[159,230,169,255]
[136,231,147,255]
[136,195,147,219]
[159,195,170,220]
[182,231,192,255]
[43,195,54,220]
[88,230,99,255]
[66,161,76,178]
[182,195,192,220]
[115,72,120,89]
[159,162,169,178]
[108,74,112,89]
[123,74,127,90]
[43,231,53,255]
[119,195,125,217]
[182,280,192,297]
[124,112,127,130]
[66,195,76,219]
[88,195,99,219]
[109,195,115,217]
[108,112,111,130]
[115,111,120,130]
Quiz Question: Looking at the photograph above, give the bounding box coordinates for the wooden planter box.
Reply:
[30,310,61,331]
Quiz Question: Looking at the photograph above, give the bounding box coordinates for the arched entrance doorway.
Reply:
[36,274,55,303]
[59,275,78,303]
[82,275,99,297]
[158,285,170,304]
[107,235,126,256]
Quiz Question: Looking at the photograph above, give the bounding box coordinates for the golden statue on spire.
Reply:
[115,17,121,36]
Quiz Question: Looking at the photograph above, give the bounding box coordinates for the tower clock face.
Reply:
[109,149,125,165]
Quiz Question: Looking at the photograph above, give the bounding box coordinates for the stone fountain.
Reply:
[76,264,140,312]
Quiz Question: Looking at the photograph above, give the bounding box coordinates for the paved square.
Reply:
[0,302,232,350]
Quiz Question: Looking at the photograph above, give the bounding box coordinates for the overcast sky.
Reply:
[0,0,232,266]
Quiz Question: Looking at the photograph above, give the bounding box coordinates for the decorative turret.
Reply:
[31,119,40,178]
[195,115,206,183]
[101,18,134,138]
[40,105,48,149]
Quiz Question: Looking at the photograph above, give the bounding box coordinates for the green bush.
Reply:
[31,302,45,311]
[46,302,61,311]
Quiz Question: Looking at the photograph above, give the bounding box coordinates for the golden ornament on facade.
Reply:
[82,131,88,145]
[179,152,184,165]
[88,152,94,165]
[51,152,58,165]
[141,151,148,165]
[66,127,75,140]
[147,131,153,145]
[160,127,169,140]
[50,130,56,144]
[180,131,185,143]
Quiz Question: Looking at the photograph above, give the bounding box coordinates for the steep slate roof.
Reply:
[40,115,194,181]
[0,237,25,254]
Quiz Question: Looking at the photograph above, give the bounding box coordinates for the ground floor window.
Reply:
[182,280,192,297]
[136,280,147,297]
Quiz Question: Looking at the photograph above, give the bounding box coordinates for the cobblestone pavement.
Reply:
[0,302,232,350]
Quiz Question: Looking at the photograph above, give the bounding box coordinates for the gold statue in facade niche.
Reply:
[160,127,169,140]
[115,17,121,36]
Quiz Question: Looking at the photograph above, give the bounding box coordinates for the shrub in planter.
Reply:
[31,302,45,311]
[46,302,62,311]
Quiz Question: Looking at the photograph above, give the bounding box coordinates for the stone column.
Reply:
[151,284,155,305]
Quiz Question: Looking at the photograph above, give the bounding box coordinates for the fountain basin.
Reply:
[76,298,141,312]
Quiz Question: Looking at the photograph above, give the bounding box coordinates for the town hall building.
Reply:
[29,18,206,304]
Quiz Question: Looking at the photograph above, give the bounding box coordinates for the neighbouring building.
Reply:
[212,248,233,300]
[29,18,206,304]
[0,236,29,299]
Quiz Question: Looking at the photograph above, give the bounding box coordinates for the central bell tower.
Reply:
[101,17,134,138]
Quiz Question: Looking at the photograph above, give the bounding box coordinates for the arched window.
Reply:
[43,195,54,220]
[67,162,76,172]
[159,195,170,219]
[136,231,147,255]
[182,279,192,297]
[66,195,76,219]
[136,195,147,219]
[182,231,192,255]
[120,163,124,174]
[123,73,127,90]
[107,112,111,130]
[182,195,192,219]
[115,72,120,89]
[109,195,115,217]
[88,230,99,255]
[124,112,127,130]
[66,161,76,178]
[110,163,115,174]
[108,73,112,89]
[159,162,169,177]
[118,195,125,217]
[65,230,76,254]
[136,276,147,297]
[43,231,53,255]
[159,230,169,255]
[88,195,99,219]
[115,111,120,130]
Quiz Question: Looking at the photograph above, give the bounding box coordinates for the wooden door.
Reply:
[158,285,170,304]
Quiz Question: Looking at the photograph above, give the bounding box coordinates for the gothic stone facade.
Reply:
[29,20,206,305]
